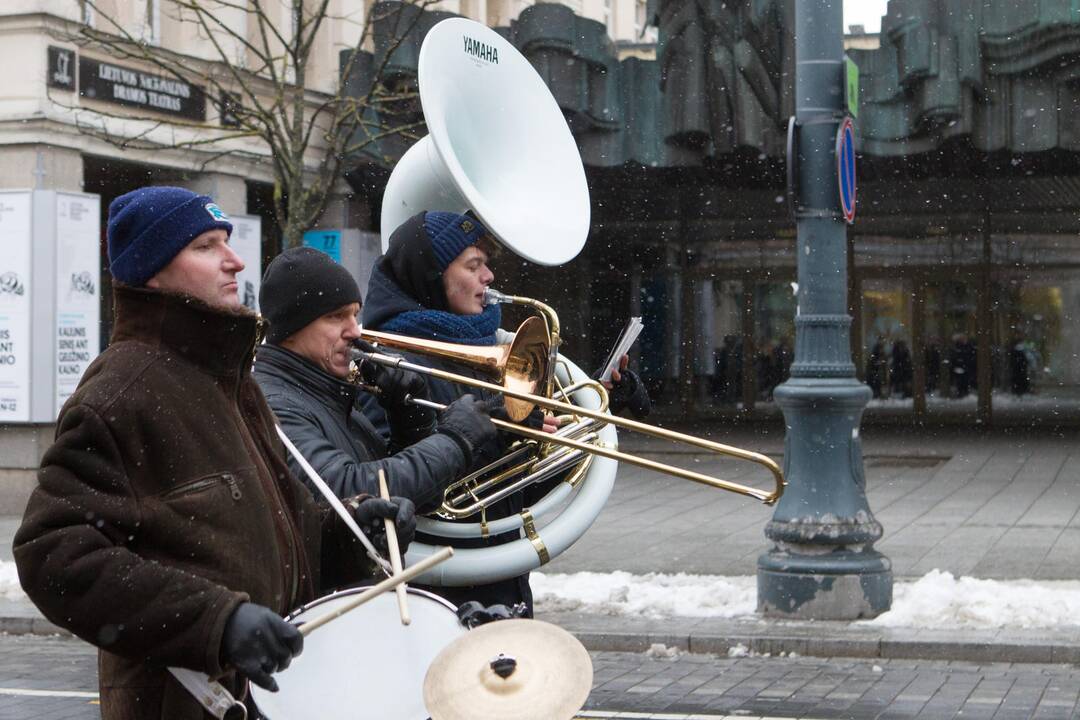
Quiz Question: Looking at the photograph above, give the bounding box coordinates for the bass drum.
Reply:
[250,586,465,720]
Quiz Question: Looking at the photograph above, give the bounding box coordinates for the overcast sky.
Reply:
[844,0,889,33]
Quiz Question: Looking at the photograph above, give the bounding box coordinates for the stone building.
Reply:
[2,0,1077,513]
[347,0,1080,430]
[0,0,652,512]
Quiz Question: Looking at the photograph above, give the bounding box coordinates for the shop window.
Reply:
[923,281,979,416]
[706,279,745,407]
[989,272,1080,418]
[638,275,671,399]
[752,282,795,403]
[862,278,914,405]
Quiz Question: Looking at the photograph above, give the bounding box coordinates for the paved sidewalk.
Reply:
[1,425,1078,666]
[548,424,1080,580]
[1,634,1079,719]
[583,651,1080,719]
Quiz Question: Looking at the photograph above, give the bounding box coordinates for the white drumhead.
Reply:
[251,587,465,720]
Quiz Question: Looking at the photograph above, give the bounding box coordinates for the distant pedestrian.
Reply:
[925,340,942,396]
[950,333,976,398]
[1009,336,1031,395]
[866,338,887,398]
[890,339,913,399]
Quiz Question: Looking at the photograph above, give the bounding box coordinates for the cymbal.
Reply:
[423,619,593,720]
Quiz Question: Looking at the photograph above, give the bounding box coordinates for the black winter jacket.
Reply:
[252,343,467,513]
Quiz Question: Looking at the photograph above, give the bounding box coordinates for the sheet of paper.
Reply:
[599,317,643,382]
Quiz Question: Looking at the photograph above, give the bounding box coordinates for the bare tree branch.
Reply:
[66,0,435,247]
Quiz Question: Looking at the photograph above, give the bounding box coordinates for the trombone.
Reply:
[352,325,786,506]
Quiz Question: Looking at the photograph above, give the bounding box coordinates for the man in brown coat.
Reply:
[14,186,415,720]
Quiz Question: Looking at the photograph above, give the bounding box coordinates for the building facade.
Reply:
[346,0,1080,431]
[3,0,1077,512]
[0,0,653,512]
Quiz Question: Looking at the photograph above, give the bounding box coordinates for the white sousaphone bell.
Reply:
[376,17,618,587]
[380,18,590,265]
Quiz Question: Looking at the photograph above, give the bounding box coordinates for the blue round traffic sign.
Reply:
[836,116,857,224]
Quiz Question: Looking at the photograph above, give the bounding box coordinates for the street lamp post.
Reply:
[756,0,893,620]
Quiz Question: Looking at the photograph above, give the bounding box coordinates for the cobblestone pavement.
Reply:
[3,634,1080,720]
[585,650,1080,719]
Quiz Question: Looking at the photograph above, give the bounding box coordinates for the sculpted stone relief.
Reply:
[654,0,791,158]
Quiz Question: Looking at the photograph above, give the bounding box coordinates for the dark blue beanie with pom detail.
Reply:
[106,186,234,287]
[423,211,491,271]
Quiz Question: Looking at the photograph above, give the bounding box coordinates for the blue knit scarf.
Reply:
[380,304,502,346]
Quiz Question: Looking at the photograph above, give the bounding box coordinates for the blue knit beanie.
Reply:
[106,186,234,286]
[423,211,491,270]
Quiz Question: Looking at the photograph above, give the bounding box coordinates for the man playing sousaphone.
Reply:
[13,187,417,720]
[360,210,651,615]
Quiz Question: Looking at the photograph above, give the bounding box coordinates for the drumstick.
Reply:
[275,425,392,576]
[378,468,411,626]
[299,547,453,636]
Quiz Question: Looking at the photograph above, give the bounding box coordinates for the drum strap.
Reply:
[168,667,248,720]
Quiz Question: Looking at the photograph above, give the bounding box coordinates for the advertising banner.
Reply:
[54,193,101,416]
[231,215,263,312]
[0,192,32,422]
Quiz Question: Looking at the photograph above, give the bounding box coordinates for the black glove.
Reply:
[485,398,546,431]
[349,495,417,555]
[611,368,650,418]
[593,366,651,419]
[435,394,498,466]
[456,601,530,629]
[353,340,435,432]
[220,602,303,692]
[483,398,546,453]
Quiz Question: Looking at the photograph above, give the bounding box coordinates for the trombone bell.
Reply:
[356,316,550,422]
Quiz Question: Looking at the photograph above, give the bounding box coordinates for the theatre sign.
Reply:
[77,54,206,122]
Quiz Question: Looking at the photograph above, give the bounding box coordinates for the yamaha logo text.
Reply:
[463,36,498,64]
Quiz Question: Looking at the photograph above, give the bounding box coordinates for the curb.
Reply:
[570,629,1080,665]
[0,615,69,637]
[537,612,1080,666]
[5,610,1079,667]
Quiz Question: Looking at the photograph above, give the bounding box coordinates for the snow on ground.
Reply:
[533,571,757,618]
[3,559,1079,630]
[0,560,23,600]
[533,569,1080,629]
[863,569,1080,629]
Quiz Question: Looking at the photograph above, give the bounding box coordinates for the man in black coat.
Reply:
[253,247,498,513]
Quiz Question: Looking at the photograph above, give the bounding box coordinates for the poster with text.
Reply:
[231,215,262,312]
[54,193,101,416]
[0,192,32,422]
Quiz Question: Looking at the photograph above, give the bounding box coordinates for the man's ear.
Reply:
[145,276,160,289]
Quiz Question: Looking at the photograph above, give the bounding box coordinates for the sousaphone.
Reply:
[376,17,615,587]
[380,18,590,264]
[372,18,784,589]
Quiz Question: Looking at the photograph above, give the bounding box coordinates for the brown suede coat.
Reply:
[14,285,366,720]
